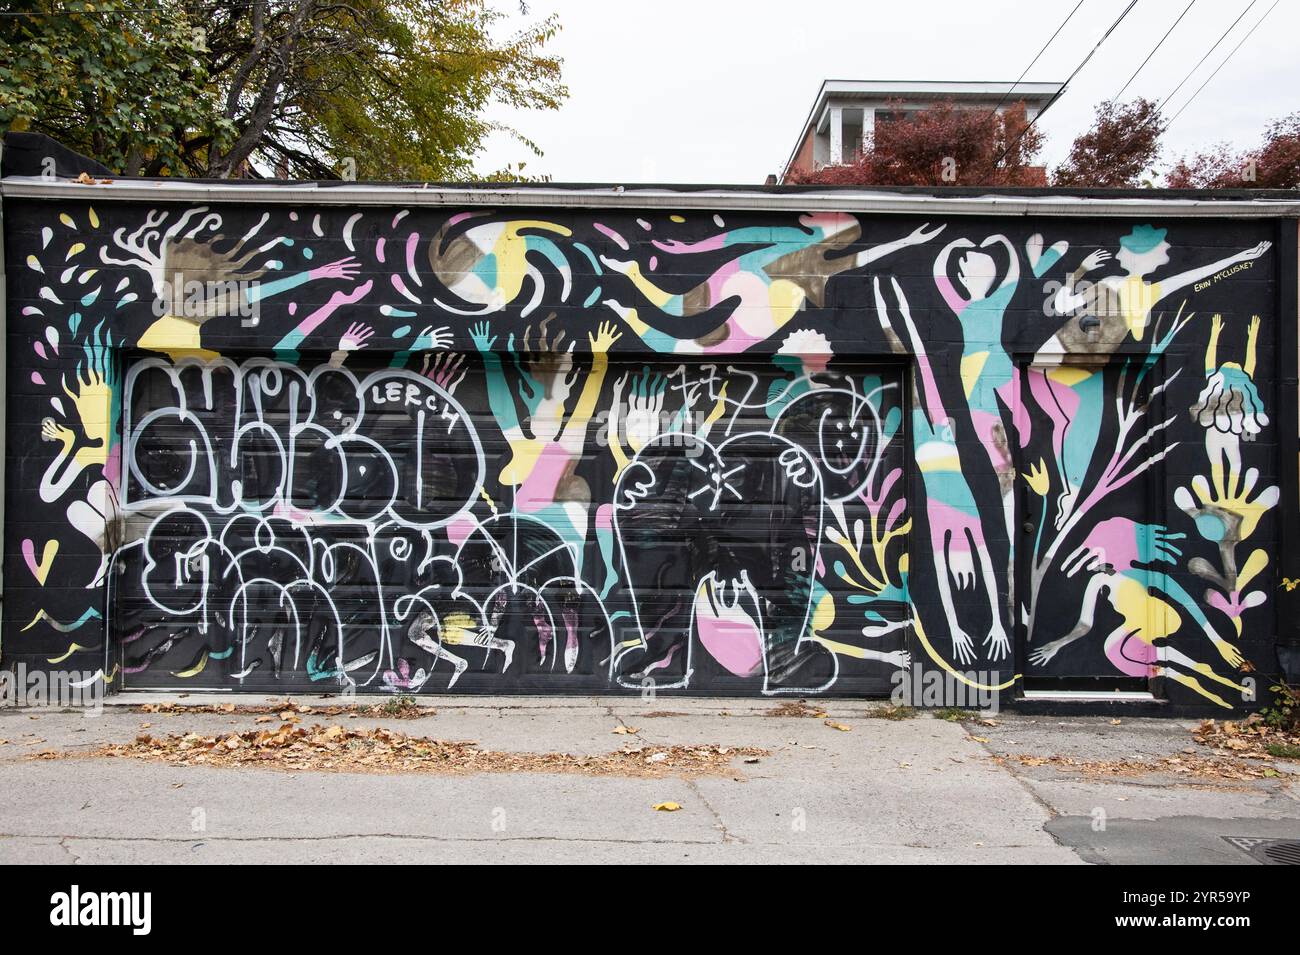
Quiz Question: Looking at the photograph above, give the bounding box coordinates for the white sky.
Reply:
[473,0,1298,184]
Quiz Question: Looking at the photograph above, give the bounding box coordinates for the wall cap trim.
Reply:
[3,176,1300,218]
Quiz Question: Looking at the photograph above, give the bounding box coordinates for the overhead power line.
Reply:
[1084,0,1269,179]
[1165,0,1280,128]
[1114,0,1197,101]
[1154,0,1257,114]
[986,0,1087,119]
[981,0,1142,183]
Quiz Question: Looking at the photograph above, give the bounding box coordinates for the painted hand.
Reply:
[40,417,73,445]
[905,222,945,245]
[1176,467,1279,545]
[469,321,497,352]
[983,624,1010,661]
[1080,249,1111,271]
[1028,639,1064,667]
[626,367,666,453]
[589,320,622,353]
[951,627,977,666]
[410,324,454,352]
[337,322,374,352]
[421,352,467,393]
[311,256,362,282]
[1211,636,1244,668]
[884,650,912,670]
[1237,241,1272,262]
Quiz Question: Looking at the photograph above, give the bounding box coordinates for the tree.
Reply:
[784,99,1045,187]
[0,0,226,176]
[1051,98,1163,188]
[0,0,566,180]
[1166,112,1300,189]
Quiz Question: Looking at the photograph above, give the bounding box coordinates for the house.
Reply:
[780,79,1064,182]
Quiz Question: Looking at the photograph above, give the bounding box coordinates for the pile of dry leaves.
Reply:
[1007,717,1300,782]
[766,700,827,718]
[75,723,767,778]
[1194,715,1300,763]
[134,699,431,719]
[1006,751,1284,782]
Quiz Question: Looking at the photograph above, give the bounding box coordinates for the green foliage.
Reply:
[0,0,229,175]
[866,704,917,721]
[931,707,975,722]
[1,0,566,180]
[1260,682,1299,733]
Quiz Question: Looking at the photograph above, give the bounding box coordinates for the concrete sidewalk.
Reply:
[1,695,1296,863]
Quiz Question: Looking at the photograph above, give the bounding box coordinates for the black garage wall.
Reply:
[1,191,1293,707]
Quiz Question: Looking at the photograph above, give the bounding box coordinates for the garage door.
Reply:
[113,352,909,696]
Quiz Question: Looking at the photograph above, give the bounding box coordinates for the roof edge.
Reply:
[3,176,1299,218]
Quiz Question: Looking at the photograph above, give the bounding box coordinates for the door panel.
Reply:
[1016,357,1162,689]
[113,353,909,696]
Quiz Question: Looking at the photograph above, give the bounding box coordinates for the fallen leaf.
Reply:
[612,726,638,735]
[971,736,990,743]
[652,801,682,812]
[824,720,852,732]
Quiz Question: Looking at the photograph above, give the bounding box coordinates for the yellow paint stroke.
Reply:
[912,613,1020,692]
[88,207,99,229]
[48,642,89,664]
[960,351,989,399]
[173,651,209,678]
[59,212,76,229]
[27,539,59,585]
[1238,548,1268,592]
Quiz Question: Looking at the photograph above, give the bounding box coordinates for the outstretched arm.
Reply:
[273,280,374,356]
[249,256,363,304]
[1029,573,1107,665]
[874,275,948,425]
[933,238,973,313]
[1157,242,1272,299]
[854,222,945,268]
[561,322,621,450]
[1154,571,1243,668]
[986,234,1020,291]
[471,321,521,434]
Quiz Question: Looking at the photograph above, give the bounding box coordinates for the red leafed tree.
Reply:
[785,99,1045,187]
[1165,112,1300,189]
[1052,99,1163,188]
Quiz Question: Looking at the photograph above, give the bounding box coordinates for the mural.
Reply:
[2,196,1286,706]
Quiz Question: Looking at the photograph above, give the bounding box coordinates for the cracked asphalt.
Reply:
[1,695,1297,863]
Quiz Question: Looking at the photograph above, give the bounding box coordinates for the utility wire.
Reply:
[982,0,1142,183]
[986,0,1087,119]
[1114,0,1197,101]
[1083,0,1266,177]
[1165,0,1279,127]
[1154,0,1257,113]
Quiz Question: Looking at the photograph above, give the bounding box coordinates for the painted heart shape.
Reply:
[23,538,59,585]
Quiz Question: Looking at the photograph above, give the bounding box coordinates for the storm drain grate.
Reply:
[1222,836,1300,865]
